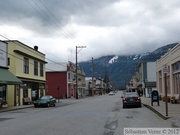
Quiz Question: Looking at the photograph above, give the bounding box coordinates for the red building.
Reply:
[46,62,76,99]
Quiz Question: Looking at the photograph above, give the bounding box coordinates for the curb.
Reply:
[0,105,33,113]
[142,103,168,120]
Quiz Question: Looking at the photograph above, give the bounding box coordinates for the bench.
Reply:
[23,97,31,105]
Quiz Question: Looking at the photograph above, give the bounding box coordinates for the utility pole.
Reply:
[163,64,168,116]
[92,57,94,96]
[76,46,86,99]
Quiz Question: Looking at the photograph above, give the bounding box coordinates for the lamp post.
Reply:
[76,46,86,99]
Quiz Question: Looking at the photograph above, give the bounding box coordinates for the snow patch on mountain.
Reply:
[109,56,118,64]
[125,52,150,60]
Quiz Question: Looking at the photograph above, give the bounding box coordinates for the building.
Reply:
[129,71,139,91]
[5,40,47,106]
[85,77,105,96]
[0,41,22,108]
[94,77,104,95]
[156,44,180,97]
[46,62,86,99]
[137,62,157,97]
[104,72,110,93]
[77,67,86,97]
[85,77,91,96]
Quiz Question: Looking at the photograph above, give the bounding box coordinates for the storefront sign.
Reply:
[39,83,45,89]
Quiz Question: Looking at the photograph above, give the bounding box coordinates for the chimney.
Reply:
[34,46,38,51]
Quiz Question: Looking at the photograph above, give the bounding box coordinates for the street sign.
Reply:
[163,64,168,74]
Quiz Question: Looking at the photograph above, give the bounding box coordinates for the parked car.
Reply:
[121,92,142,108]
[33,95,56,107]
[109,91,115,95]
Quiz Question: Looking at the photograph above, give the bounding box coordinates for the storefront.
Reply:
[20,81,46,105]
[0,68,22,107]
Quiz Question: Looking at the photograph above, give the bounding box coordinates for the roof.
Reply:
[4,40,45,55]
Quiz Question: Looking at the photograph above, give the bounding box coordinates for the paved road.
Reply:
[0,92,172,135]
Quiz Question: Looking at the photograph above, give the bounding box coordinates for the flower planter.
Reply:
[2,104,8,108]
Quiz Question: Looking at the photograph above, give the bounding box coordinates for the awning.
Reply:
[0,68,22,85]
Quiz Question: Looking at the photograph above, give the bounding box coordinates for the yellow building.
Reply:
[5,40,47,107]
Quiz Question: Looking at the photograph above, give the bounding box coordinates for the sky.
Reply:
[0,0,180,63]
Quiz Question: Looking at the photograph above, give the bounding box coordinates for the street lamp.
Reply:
[76,46,86,99]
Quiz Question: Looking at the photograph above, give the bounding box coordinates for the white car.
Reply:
[109,91,115,95]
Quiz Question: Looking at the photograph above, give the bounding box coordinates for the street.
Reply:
[0,92,172,135]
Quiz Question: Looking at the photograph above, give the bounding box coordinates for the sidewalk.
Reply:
[0,98,83,113]
[141,97,180,127]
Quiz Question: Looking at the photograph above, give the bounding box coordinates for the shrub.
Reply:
[0,99,7,105]
[162,96,170,102]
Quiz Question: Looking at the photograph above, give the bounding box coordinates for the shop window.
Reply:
[0,85,6,101]
[23,89,28,98]
[40,90,44,97]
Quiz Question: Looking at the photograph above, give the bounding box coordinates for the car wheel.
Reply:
[47,103,50,107]
[53,103,56,107]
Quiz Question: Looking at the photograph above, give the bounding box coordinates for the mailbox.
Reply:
[151,90,160,106]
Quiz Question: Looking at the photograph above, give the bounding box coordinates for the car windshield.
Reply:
[124,92,138,97]
[40,96,49,100]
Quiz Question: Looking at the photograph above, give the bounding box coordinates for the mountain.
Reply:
[79,43,178,89]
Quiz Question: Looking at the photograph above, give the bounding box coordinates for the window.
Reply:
[40,63,44,77]
[8,58,10,66]
[173,61,180,71]
[23,88,28,98]
[68,72,70,80]
[34,61,38,75]
[24,57,29,74]
[159,70,162,77]
[0,85,6,101]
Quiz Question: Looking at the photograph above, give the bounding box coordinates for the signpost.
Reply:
[163,64,168,116]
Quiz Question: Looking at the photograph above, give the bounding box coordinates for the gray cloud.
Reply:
[0,0,180,61]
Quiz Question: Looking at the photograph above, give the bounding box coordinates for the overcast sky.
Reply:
[0,0,180,63]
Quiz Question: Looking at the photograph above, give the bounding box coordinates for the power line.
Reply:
[0,35,69,73]
[28,0,93,61]
[0,34,67,68]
